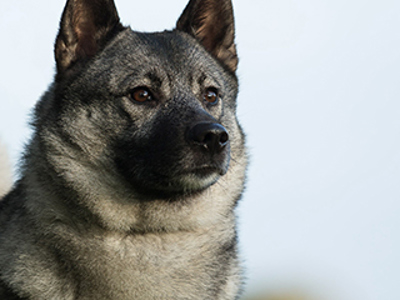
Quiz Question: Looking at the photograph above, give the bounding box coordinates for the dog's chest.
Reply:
[72,231,227,299]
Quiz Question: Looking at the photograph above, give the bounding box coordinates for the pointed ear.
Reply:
[176,0,238,73]
[55,0,124,75]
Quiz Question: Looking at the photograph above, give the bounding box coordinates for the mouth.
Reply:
[135,166,223,196]
[115,137,230,197]
[170,165,226,193]
[183,165,226,177]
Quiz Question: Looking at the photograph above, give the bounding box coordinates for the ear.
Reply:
[176,0,238,73]
[55,0,124,75]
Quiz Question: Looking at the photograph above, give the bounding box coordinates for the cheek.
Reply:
[120,97,158,128]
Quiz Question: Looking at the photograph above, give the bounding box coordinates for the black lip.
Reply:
[183,165,225,177]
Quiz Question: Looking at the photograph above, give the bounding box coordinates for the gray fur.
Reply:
[0,0,247,299]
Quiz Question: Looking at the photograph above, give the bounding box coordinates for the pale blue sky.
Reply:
[1,1,400,299]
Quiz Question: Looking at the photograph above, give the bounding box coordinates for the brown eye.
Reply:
[204,88,219,105]
[130,87,153,103]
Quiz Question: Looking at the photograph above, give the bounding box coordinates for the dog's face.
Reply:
[62,30,239,196]
[106,31,237,195]
[31,0,246,231]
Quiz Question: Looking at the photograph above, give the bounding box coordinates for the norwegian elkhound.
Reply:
[0,0,247,299]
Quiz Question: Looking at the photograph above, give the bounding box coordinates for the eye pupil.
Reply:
[131,88,152,102]
[204,89,219,104]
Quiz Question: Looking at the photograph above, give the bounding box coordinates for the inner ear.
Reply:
[176,0,238,73]
[55,0,124,76]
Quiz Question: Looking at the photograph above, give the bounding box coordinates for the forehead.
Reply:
[102,29,224,80]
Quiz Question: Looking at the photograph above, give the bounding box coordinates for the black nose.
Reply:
[187,122,229,154]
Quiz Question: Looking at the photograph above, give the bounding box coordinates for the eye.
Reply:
[204,88,219,105]
[129,87,153,103]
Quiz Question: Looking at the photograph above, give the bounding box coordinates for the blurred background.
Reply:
[1,0,399,299]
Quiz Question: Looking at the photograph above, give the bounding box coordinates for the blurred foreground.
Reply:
[243,291,314,300]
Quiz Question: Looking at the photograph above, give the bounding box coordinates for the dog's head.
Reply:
[31,0,247,231]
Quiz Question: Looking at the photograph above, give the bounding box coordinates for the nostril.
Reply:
[219,131,229,146]
[187,122,229,154]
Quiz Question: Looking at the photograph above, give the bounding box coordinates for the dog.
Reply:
[0,0,247,299]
